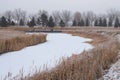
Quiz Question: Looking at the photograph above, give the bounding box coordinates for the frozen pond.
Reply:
[0,33,93,78]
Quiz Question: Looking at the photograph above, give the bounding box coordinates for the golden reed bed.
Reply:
[0,29,47,54]
[22,30,120,80]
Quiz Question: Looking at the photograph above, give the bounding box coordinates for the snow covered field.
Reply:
[0,33,93,79]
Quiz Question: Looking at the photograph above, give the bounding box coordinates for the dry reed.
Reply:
[22,31,120,80]
[0,30,47,54]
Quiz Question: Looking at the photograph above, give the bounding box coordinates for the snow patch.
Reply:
[103,60,120,80]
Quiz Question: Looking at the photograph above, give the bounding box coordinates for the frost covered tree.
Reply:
[4,11,13,26]
[52,11,61,26]
[107,9,120,27]
[13,9,26,25]
[86,11,96,26]
[73,12,81,26]
[61,10,71,26]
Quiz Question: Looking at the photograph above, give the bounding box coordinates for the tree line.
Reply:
[0,9,120,28]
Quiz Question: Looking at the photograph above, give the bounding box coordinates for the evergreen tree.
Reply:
[41,13,48,27]
[48,16,55,27]
[82,19,85,26]
[0,16,8,27]
[78,19,84,26]
[59,19,65,27]
[37,18,41,25]
[94,19,98,26]
[108,18,112,27]
[72,19,77,26]
[31,17,36,27]
[19,19,24,26]
[7,18,12,26]
[114,17,119,28]
[78,22,81,26]
[11,21,15,26]
[103,18,107,27]
[86,18,89,26]
[27,21,30,27]
[27,17,36,27]
[0,18,1,26]
[98,18,103,26]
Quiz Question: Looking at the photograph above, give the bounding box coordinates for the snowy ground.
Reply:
[0,33,93,79]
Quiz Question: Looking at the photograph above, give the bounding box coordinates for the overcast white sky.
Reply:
[0,0,120,14]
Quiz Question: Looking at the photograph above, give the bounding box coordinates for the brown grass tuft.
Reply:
[63,30,109,45]
[0,30,47,54]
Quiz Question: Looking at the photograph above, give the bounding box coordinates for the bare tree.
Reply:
[4,11,13,20]
[4,10,13,25]
[73,11,81,25]
[61,10,72,26]
[86,11,96,26]
[107,9,120,20]
[38,10,48,17]
[13,9,27,25]
[52,11,61,26]
[81,12,87,26]
[107,9,120,27]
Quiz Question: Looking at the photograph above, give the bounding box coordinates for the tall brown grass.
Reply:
[0,31,47,54]
[22,31,120,80]
[63,31,109,45]
[1,26,120,33]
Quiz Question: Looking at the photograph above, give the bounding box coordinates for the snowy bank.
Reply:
[103,52,120,80]
[102,35,120,80]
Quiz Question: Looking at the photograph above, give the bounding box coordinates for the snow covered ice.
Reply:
[0,33,93,79]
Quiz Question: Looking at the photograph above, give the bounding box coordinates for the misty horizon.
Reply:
[0,0,120,14]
